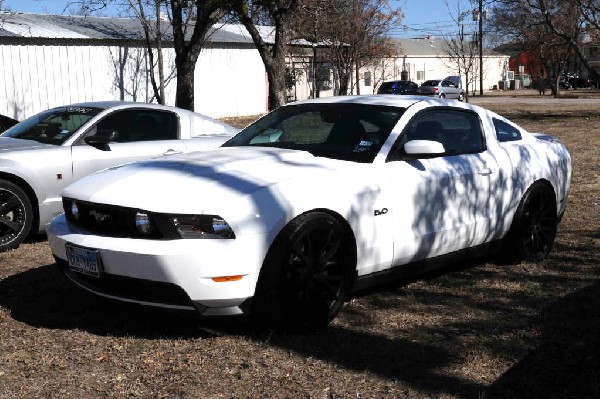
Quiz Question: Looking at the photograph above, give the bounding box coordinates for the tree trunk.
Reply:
[175,60,195,110]
[266,60,287,110]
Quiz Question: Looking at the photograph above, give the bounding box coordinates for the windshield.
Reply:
[1,106,103,145]
[422,80,441,86]
[223,103,405,163]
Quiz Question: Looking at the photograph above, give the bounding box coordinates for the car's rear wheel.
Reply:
[506,182,557,262]
[0,180,33,252]
[252,212,355,329]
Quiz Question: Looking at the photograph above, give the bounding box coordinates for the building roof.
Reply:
[0,12,508,58]
[395,36,508,58]
[0,12,270,44]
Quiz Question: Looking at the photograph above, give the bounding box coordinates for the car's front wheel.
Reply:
[458,92,465,101]
[505,182,557,262]
[252,211,355,329]
[0,180,33,252]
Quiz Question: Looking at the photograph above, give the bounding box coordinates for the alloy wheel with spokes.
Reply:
[253,212,355,328]
[0,180,33,252]
[511,183,558,262]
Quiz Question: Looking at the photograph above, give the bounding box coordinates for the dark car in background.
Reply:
[0,114,18,132]
[568,77,594,89]
[377,80,418,95]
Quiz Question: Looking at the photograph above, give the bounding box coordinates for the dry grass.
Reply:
[1,98,599,398]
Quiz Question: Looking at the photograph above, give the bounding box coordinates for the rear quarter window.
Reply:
[493,118,522,142]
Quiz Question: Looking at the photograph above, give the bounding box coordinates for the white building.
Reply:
[0,13,268,120]
[1,13,510,120]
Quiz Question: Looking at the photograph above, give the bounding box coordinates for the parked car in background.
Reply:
[0,101,237,252]
[0,114,18,133]
[417,78,465,101]
[377,80,418,95]
[49,95,571,328]
[559,80,572,90]
[568,77,594,89]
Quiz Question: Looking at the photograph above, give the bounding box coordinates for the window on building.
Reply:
[417,71,425,80]
[364,71,372,86]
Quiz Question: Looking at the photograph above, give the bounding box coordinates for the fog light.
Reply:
[135,211,152,235]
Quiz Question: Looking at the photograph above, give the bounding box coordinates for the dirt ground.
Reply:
[1,94,599,398]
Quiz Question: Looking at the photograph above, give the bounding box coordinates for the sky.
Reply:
[1,0,473,38]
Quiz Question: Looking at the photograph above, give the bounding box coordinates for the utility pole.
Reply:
[478,0,483,96]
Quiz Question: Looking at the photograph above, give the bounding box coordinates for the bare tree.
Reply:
[442,0,480,101]
[0,0,12,24]
[292,0,401,96]
[168,0,229,111]
[493,0,600,83]
[74,0,230,111]
[126,0,170,104]
[576,0,600,31]
[108,46,153,101]
[233,0,297,110]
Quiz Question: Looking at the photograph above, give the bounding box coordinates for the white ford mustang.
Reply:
[48,95,571,328]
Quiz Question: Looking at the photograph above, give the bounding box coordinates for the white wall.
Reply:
[0,44,113,120]
[0,43,268,120]
[357,55,509,95]
[194,45,268,118]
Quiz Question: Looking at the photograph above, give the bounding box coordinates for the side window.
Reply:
[392,108,485,160]
[96,110,179,143]
[493,118,522,142]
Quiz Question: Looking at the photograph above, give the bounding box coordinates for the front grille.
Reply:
[63,198,169,239]
[56,258,194,308]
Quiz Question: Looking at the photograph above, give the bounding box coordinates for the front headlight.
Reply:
[170,214,235,239]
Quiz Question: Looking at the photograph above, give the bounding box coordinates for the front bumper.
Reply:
[48,214,268,317]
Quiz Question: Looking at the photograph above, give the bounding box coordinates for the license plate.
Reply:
[65,244,102,278]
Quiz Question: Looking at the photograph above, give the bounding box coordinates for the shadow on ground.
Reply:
[1,252,598,397]
[0,260,486,396]
[484,280,600,398]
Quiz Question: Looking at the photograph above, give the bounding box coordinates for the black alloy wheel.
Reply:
[253,212,355,329]
[510,183,558,262]
[0,180,33,252]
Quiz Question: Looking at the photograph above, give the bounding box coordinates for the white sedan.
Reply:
[48,96,571,328]
[0,101,236,252]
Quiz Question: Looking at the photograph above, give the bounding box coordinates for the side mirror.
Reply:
[404,139,445,156]
[84,129,119,150]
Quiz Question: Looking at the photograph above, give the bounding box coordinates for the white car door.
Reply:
[385,107,496,266]
[70,109,186,182]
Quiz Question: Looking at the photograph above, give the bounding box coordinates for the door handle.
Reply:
[163,149,182,156]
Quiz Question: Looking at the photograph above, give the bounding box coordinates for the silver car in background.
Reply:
[417,77,465,101]
[0,101,237,252]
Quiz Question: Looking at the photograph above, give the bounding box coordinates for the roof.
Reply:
[0,12,269,44]
[395,36,507,58]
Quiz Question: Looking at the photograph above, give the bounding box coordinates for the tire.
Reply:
[0,180,33,252]
[252,211,355,329]
[439,93,446,99]
[505,182,557,262]
[458,92,465,102]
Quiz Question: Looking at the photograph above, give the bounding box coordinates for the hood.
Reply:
[0,137,51,152]
[63,147,360,213]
